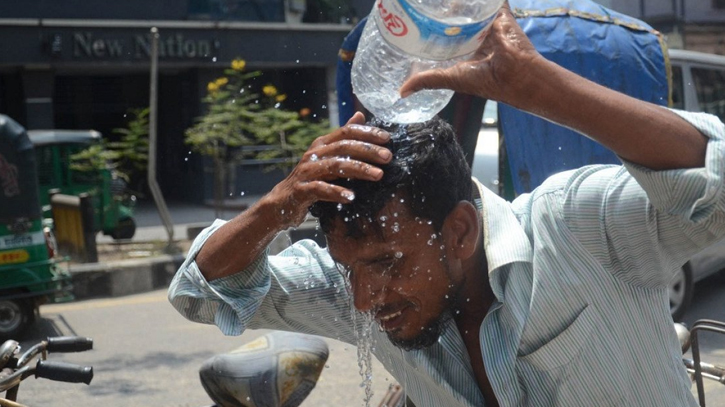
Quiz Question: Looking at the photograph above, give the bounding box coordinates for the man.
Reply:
[169,4,725,406]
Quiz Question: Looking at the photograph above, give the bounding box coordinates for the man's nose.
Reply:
[352,272,386,313]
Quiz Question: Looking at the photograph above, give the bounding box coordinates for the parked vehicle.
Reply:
[26,130,136,240]
[0,116,74,340]
[472,49,725,321]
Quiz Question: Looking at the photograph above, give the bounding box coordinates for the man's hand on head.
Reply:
[268,112,393,229]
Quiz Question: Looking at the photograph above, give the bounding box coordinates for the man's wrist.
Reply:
[501,55,560,114]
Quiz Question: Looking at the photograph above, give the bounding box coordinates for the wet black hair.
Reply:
[309,116,472,238]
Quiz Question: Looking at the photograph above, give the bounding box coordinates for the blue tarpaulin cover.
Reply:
[501,0,669,194]
[336,0,669,195]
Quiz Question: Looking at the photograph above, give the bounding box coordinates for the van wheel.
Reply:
[0,299,33,341]
[670,263,694,322]
[111,217,136,240]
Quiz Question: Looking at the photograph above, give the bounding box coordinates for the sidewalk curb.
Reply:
[68,254,186,299]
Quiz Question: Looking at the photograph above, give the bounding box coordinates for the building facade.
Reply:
[0,0,374,201]
[605,0,725,54]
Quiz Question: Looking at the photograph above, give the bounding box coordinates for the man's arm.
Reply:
[195,112,392,281]
[400,3,708,170]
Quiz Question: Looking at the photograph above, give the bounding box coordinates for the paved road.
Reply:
[18,289,395,407]
[14,271,725,407]
[681,273,725,404]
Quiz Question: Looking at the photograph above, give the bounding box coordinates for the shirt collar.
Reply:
[473,177,533,301]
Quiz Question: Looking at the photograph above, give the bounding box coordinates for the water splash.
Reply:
[352,308,376,406]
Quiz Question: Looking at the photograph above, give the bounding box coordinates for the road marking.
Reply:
[41,290,169,313]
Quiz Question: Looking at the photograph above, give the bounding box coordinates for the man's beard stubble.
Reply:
[384,258,463,351]
[386,309,454,351]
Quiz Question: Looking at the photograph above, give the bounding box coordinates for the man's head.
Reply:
[310,116,480,350]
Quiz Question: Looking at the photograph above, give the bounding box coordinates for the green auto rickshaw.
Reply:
[0,115,73,339]
[27,130,136,240]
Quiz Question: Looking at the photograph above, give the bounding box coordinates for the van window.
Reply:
[671,65,684,110]
[691,67,725,122]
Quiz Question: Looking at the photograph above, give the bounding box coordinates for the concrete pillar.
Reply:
[326,64,339,128]
[22,69,55,129]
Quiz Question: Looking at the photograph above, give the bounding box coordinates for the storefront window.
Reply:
[188,0,355,23]
[302,0,356,23]
[188,0,285,22]
[692,67,725,122]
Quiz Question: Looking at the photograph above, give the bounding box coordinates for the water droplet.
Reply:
[240,191,245,196]
[296,59,300,63]
[394,251,403,259]
[392,223,400,233]
[310,154,319,162]
[337,203,343,211]
[212,57,217,62]
[281,209,285,215]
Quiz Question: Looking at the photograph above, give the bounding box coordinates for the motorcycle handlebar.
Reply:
[46,336,94,353]
[34,360,94,385]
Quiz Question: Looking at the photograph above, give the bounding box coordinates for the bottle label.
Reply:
[372,0,495,61]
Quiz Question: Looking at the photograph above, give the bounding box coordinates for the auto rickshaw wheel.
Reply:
[0,299,33,340]
[111,217,136,240]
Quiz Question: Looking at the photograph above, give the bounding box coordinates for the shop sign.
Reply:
[72,32,215,59]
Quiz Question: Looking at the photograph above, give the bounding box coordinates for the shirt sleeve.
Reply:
[553,110,725,288]
[168,219,355,339]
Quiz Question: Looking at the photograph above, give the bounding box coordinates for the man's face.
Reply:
[326,197,462,350]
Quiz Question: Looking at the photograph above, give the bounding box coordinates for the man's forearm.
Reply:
[195,194,285,281]
[512,57,707,170]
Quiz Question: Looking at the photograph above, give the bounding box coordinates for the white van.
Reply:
[471,49,725,320]
[668,49,725,319]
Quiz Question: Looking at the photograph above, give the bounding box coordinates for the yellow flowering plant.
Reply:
[185,57,330,210]
[262,85,278,97]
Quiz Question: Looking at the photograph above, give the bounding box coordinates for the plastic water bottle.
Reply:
[351,0,504,123]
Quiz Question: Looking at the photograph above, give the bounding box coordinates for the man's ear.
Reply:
[442,201,480,260]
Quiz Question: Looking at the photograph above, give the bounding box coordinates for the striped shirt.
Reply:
[169,110,725,407]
